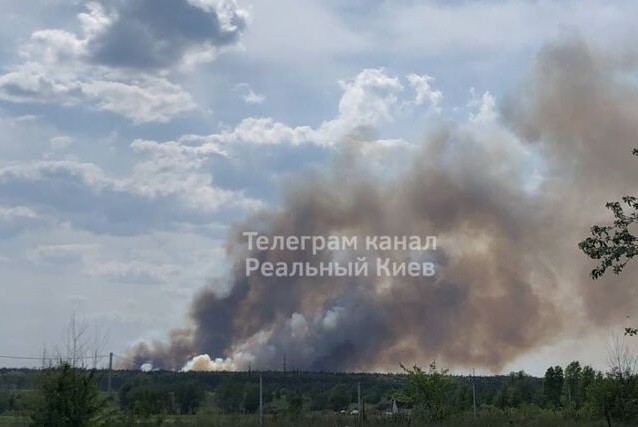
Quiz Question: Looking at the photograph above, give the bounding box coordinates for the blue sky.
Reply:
[2,0,638,374]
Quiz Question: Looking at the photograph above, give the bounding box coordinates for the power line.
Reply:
[0,354,45,361]
[0,354,110,361]
[0,352,152,371]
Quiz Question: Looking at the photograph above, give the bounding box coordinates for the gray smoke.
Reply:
[127,36,638,372]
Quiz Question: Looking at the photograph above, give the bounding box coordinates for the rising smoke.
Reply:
[127,37,638,372]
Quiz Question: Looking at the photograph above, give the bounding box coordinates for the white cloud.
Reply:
[0,62,197,124]
[0,154,258,235]
[50,136,74,150]
[27,243,97,265]
[406,73,443,111]
[234,83,266,105]
[129,138,254,213]
[0,205,41,238]
[0,63,84,106]
[0,67,441,240]
[243,89,265,105]
[81,78,197,124]
[468,88,497,123]
[149,68,431,152]
[89,259,178,284]
[22,29,86,65]
[0,0,249,123]
[329,68,403,136]
[0,205,38,221]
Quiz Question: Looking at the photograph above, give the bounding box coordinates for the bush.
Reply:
[30,363,106,427]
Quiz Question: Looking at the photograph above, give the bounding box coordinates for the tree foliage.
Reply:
[579,149,638,335]
[543,366,564,409]
[30,363,106,427]
[494,371,536,409]
[397,362,453,421]
[543,366,565,408]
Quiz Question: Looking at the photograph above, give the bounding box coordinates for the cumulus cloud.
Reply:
[0,0,249,123]
[0,155,257,235]
[135,68,440,161]
[86,0,248,70]
[0,48,197,124]
[468,88,497,123]
[234,83,265,105]
[230,68,409,145]
[0,205,41,238]
[243,90,265,105]
[80,78,197,124]
[406,73,443,110]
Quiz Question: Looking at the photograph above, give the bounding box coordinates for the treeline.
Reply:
[1,359,638,426]
[0,368,520,416]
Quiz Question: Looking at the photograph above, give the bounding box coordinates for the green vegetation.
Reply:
[30,363,107,427]
[397,362,452,421]
[1,358,638,426]
[579,148,638,336]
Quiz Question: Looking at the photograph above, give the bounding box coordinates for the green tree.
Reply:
[215,380,245,413]
[494,371,536,409]
[174,381,205,415]
[31,363,106,427]
[582,365,596,397]
[588,373,638,427]
[564,361,583,409]
[398,362,453,421]
[286,391,304,417]
[579,148,638,335]
[543,366,564,409]
[243,384,260,414]
[118,381,172,416]
[328,384,350,411]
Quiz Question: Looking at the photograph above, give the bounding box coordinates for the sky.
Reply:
[1,0,638,375]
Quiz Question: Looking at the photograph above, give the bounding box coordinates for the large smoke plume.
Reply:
[128,37,638,372]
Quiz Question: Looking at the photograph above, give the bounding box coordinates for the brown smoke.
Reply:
[128,36,638,372]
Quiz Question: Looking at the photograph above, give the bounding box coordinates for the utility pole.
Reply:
[259,373,264,426]
[472,369,477,420]
[282,353,286,374]
[108,352,113,393]
[357,381,362,427]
